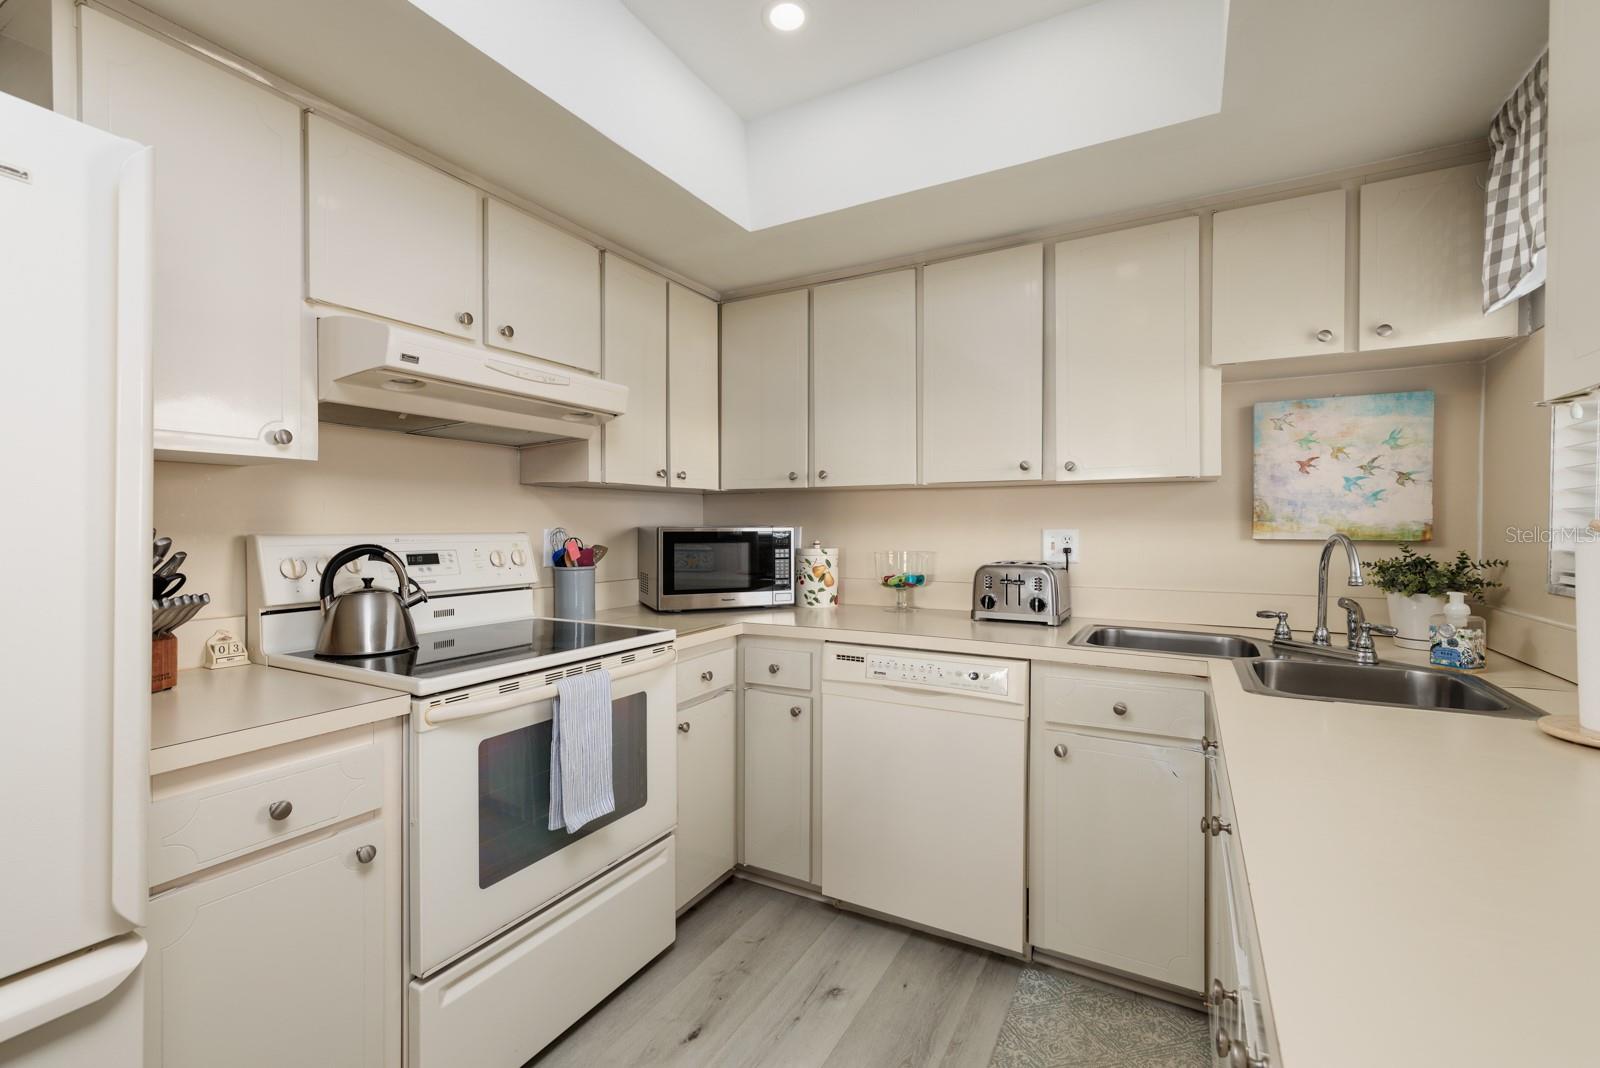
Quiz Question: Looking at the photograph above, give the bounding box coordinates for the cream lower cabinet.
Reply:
[80,10,312,464]
[676,688,736,909]
[741,688,812,883]
[722,291,810,489]
[1053,218,1205,481]
[667,283,720,490]
[1029,665,1206,992]
[601,254,669,487]
[145,819,387,1067]
[811,269,918,486]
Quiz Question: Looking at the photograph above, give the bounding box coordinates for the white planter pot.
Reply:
[1385,592,1446,650]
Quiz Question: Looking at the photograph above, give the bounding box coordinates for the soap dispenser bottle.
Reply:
[1429,591,1486,671]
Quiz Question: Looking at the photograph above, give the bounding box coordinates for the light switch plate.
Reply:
[1042,528,1081,565]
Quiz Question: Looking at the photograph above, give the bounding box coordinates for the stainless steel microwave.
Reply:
[637,527,797,611]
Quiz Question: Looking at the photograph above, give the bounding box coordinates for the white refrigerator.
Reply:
[0,92,153,1065]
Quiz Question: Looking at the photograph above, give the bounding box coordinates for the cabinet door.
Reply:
[1054,218,1201,481]
[483,198,600,372]
[1212,190,1347,364]
[1546,0,1600,400]
[922,244,1043,483]
[1030,728,1204,991]
[675,690,735,909]
[721,291,810,489]
[307,114,480,339]
[668,283,720,490]
[144,820,386,1068]
[601,254,669,487]
[741,689,811,882]
[1359,163,1518,351]
[80,11,310,463]
[812,269,917,487]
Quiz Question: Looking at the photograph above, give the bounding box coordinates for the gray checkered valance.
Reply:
[1483,51,1548,314]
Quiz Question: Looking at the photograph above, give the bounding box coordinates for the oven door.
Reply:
[658,528,792,609]
[408,654,676,977]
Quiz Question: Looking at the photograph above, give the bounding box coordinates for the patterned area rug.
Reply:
[989,968,1209,1068]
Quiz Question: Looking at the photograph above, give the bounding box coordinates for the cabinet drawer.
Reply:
[677,645,736,704]
[149,730,382,886]
[743,644,814,691]
[1035,669,1205,741]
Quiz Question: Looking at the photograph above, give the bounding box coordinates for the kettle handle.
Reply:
[319,544,429,609]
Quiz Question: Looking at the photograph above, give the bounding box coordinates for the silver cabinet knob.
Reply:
[270,428,294,446]
[700,669,714,683]
[1201,815,1233,836]
[268,800,293,821]
[1201,735,1218,754]
[1374,322,1394,337]
[787,471,799,481]
[1053,743,1068,758]
[498,324,515,339]
[677,721,691,733]
[1216,1028,1233,1058]
[655,468,668,479]
[355,844,377,865]
[457,311,474,326]
[768,663,781,674]
[1018,460,1032,471]
[1112,701,1128,716]
[1063,460,1077,472]
[817,470,829,480]
[789,705,802,718]
[676,470,688,480]
[1315,328,1334,343]
[1211,979,1240,1006]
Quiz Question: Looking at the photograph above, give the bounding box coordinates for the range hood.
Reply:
[317,315,627,447]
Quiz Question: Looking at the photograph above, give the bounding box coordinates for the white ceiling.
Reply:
[619,0,1103,120]
[135,0,1547,294]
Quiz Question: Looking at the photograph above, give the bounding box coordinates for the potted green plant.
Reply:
[1363,545,1506,649]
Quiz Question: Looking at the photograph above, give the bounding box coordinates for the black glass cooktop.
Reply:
[286,618,665,680]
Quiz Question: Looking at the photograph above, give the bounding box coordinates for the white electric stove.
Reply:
[245,533,681,1067]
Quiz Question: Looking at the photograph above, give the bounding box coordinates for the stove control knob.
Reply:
[347,557,364,575]
[1029,596,1048,613]
[490,550,505,568]
[314,557,328,575]
[279,558,307,580]
[510,549,526,567]
[979,594,996,610]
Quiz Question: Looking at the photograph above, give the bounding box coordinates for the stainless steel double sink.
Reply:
[1069,624,1544,720]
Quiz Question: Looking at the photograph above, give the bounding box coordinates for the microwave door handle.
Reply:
[420,653,676,729]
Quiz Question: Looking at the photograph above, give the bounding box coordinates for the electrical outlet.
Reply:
[1042,528,1081,565]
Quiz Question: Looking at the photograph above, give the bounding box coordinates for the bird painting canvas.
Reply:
[1252,391,1434,541]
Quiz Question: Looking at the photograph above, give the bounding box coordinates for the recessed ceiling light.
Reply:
[764,1,807,33]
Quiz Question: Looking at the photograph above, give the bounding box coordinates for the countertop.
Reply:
[150,665,410,774]
[600,603,1592,1066]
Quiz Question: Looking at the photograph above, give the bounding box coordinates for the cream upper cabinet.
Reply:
[1212,190,1347,364]
[1546,0,1600,400]
[307,114,481,339]
[667,283,720,490]
[1054,218,1202,481]
[721,290,810,490]
[80,10,312,464]
[741,688,812,883]
[675,689,735,909]
[483,198,600,373]
[811,270,918,487]
[601,254,668,487]
[1359,163,1518,351]
[922,244,1044,483]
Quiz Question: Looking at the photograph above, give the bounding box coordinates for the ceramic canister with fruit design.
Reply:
[797,540,839,606]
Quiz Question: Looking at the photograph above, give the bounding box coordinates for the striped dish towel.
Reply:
[548,669,616,832]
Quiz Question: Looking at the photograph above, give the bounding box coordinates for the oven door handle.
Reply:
[420,653,675,728]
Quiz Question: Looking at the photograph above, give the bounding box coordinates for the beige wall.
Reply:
[154,424,704,658]
[705,364,1486,636]
[1481,331,1578,680]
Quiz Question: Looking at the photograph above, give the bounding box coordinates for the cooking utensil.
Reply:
[315,544,428,658]
[563,537,583,567]
[165,594,208,634]
[577,547,595,566]
[155,551,186,580]
[154,573,185,599]
[590,544,608,563]
[153,535,172,568]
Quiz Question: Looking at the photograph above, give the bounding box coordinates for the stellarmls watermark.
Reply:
[1502,525,1600,544]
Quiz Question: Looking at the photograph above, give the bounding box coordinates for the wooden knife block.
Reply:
[151,633,178,693]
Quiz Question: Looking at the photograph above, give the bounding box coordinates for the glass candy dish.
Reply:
[875,550,935,612]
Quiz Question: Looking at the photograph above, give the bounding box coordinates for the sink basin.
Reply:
[1071,625,1264,659]
[1239,657,1544,719]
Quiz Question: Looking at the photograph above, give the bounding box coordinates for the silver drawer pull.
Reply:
[1053,743,1068,758]
[457,311,474,326]
[1314,328,1334,343]
[1112,701,1128,716]
[677,721,691,733]
[768,663,781,674]
[700,669,714,682]
[1201,815,1232,836]
[267,800,293,821]
[355,844,377,865]
[789,706,802,718]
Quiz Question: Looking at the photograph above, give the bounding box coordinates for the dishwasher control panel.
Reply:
[865,653,1010,695]
[824,644,1029,706]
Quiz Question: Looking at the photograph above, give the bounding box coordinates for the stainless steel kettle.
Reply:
[315,544,429,658]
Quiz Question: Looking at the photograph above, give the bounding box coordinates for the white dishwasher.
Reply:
[820,643,1028,953]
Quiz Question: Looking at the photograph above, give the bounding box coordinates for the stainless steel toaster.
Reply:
[972,559,1071,626]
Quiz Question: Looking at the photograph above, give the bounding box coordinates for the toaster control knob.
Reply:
[979,594,996,610]
[1029,596,1048,613]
